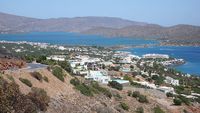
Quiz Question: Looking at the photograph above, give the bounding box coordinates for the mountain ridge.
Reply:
[0,12,200,41]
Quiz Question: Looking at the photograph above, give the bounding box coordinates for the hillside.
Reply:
[1,66,199,113]
[83,24,200,40]
[1,12,200,41]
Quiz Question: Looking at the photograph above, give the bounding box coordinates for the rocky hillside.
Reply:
[1,12,200,41]
[1,66,198,113]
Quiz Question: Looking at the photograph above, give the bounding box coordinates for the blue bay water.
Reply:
[0,32,156,46]
[0,32,200,76]
[124,46,200,76]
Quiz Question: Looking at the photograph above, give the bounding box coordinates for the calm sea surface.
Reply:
[0,32,199,76]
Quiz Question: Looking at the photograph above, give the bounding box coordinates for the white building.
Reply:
[157,86,175,93]
[143,54,169,59]
[47,55,66,61]
[164,76,179,86]
[85,70,111,84]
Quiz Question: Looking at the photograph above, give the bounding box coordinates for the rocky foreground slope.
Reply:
[1,66,199,113]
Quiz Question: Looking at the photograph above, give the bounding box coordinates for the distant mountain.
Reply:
[0,12,200,41]
[83,24,200,40]
[0,12,147,33]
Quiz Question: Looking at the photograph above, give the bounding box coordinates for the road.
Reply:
[19,63,48,72]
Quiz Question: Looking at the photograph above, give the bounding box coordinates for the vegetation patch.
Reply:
[130,91,149,103]
[31,72,43,82]
[136,107,144,113]
[43,76,49,82]
[153,106,165,113]
[52,66,65,82]
[108,81,123,90]
[70,78,112,98]
[0,77,50,113]
[120,102,129,111]
[19,77,32,87]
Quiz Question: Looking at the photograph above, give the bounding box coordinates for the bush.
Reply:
[70,78,80,86]
[136,107,144,113]
[173,98,182,105]
[19,78,32,87]
[166,92,173,97]
[0,77,50,113]
[52,66,65,82]
[127,90,132,96]
[120,102,129,111]
[138,95,148,103]
[43,76,49,82]
[108,81,123,90]
[91,82,112,98]
[178,95,190,105]
[28,87,50,111]
[153,106,165,113]
[132,91,140,98]
[76,84,93,96]
[31,72,43,82]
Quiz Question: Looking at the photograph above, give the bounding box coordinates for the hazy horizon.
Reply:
[0,0,200,26]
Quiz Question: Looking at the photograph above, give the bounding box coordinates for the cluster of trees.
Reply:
[0,77,50,113]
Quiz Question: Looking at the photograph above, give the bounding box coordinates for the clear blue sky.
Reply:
[0,0,200,26]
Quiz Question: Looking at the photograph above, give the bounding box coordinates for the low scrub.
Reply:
[108,81,123,90]
[52,66,65,82]
[153,106,165,113]
[136,107,144,113]
[130,91,148,103]
[19,77,32,87]
[0,77,50,113]
[70,78,112,98]
[28,87,50,111]
[43,76,49,82]
[120,102,129,111]
[173,98,182,105]
[31,72,43,82]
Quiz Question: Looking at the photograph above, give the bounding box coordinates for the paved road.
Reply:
[20,63,48,72]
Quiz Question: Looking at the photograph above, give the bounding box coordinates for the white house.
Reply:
[157,86,175,93]
[47,55,66,61]
[85,70,111,84]
[164,76,179,86]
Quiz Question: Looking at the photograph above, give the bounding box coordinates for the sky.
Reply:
[0,0,200,26]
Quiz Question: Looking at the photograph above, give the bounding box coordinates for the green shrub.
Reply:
[131,91,148,103]
[70,78,80,86]
[43,76,49,82]
[19,78,32,87]
[28,87,50,111]
[132,91,140,98]
[153,106,165,113]
[52,66,65,82]
[166,92,173,97]
[108,81,123,90]
[75,84,93,96]
[138,95,148,103]
[91,82,112,98]
[0,77,50,112]
[136,107,144,113]
[178,95,190,105]
[173,98,182,105]
[31,72,43,82]
[127,90,132,96]
[120,102,129,111]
